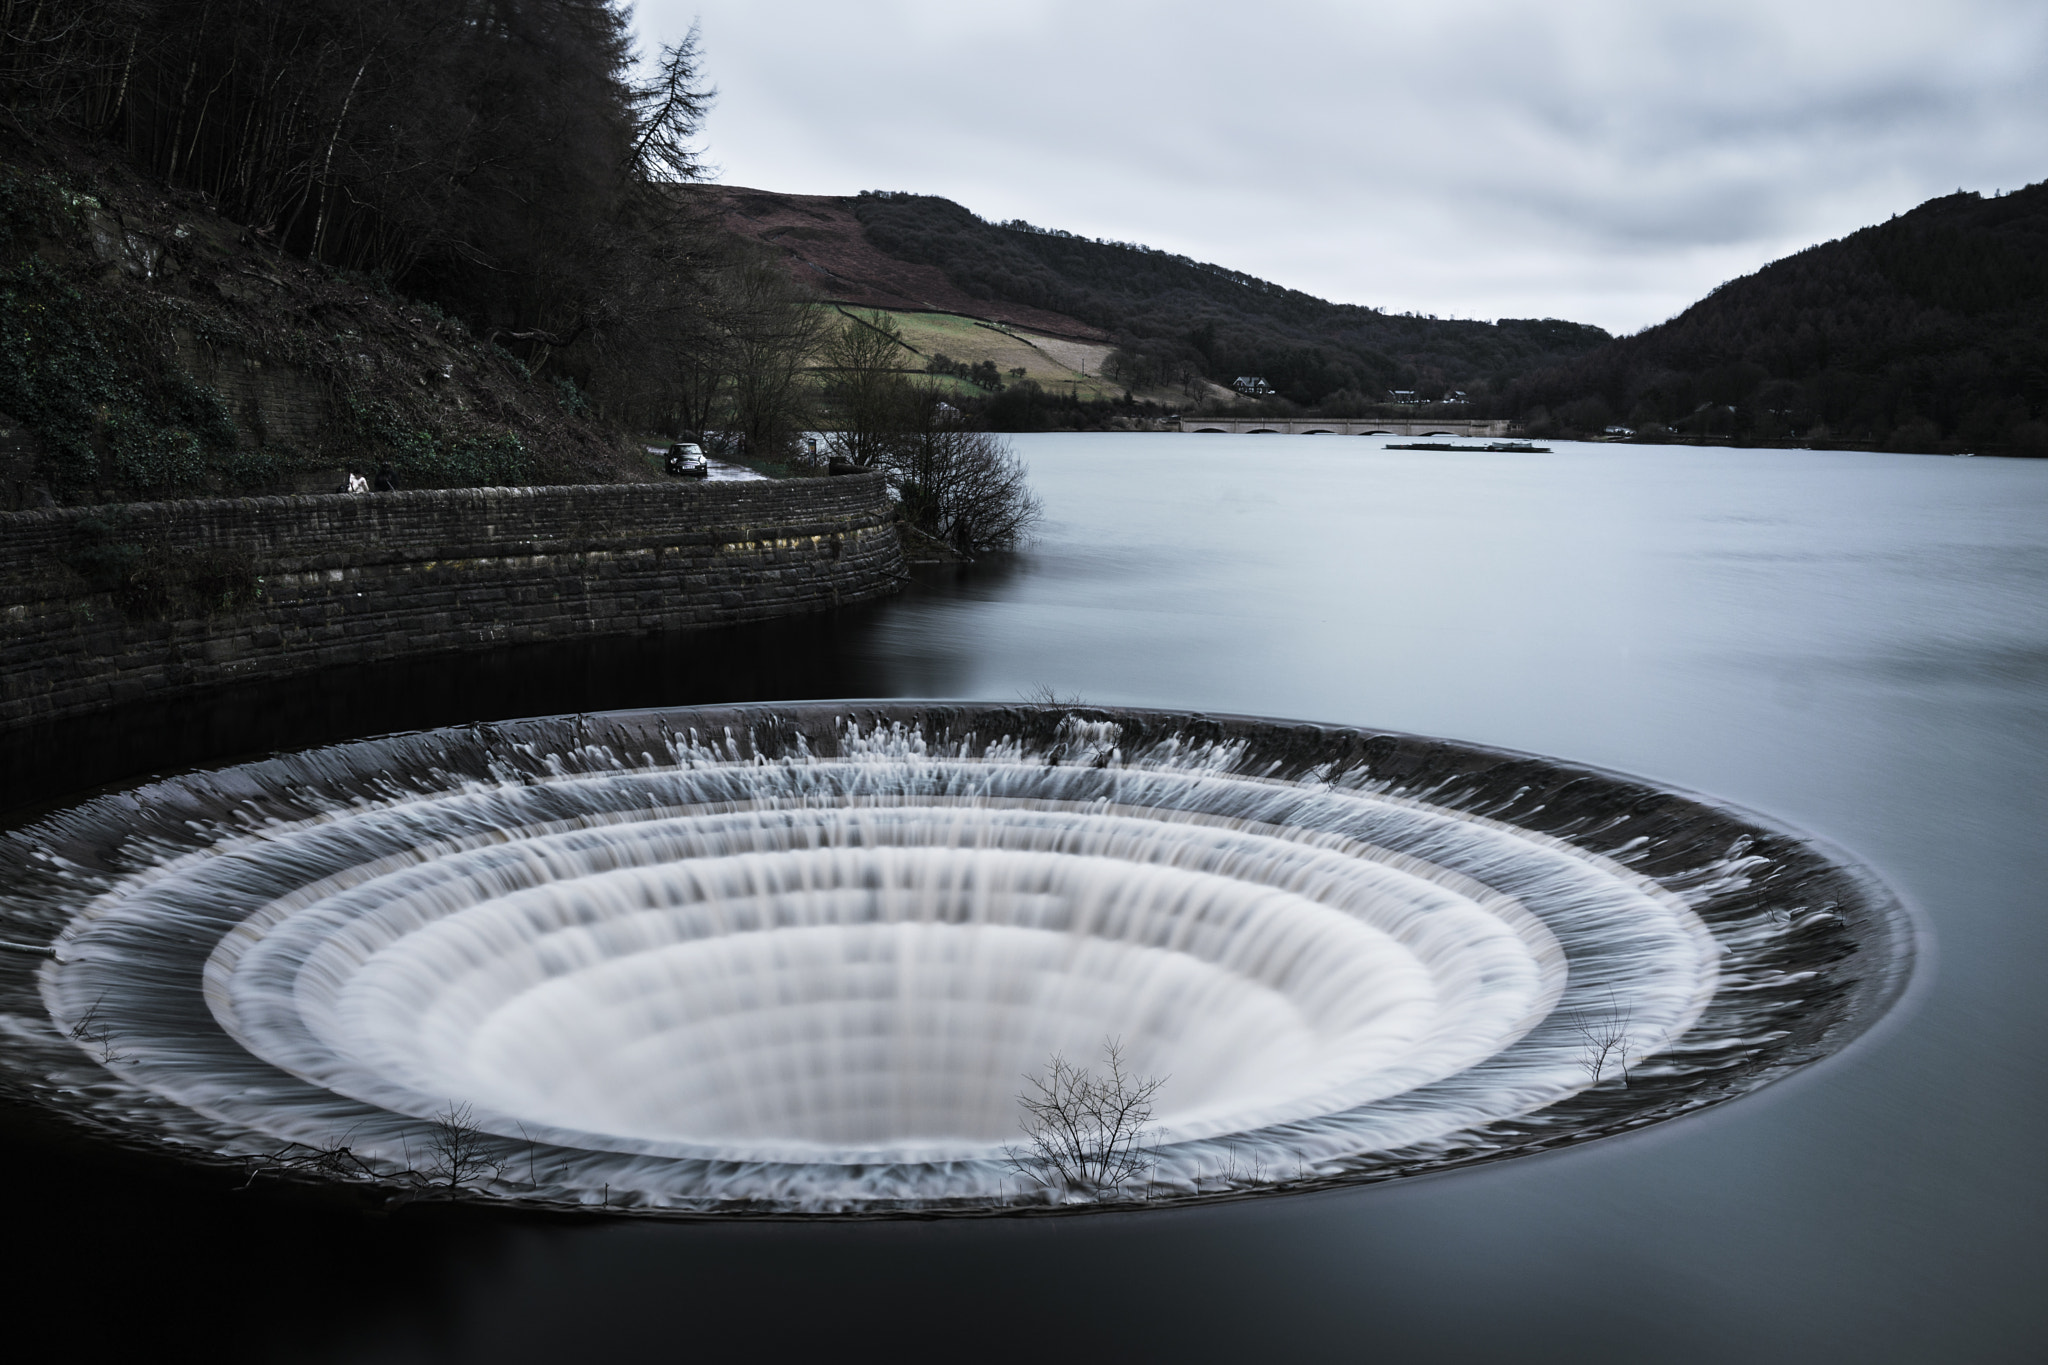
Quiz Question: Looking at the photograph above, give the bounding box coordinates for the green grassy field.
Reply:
[818,307,1130,402]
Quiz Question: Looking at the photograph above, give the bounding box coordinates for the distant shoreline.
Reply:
[1158,427,2037,458]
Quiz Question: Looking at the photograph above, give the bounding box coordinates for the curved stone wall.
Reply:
[0,475,904,731]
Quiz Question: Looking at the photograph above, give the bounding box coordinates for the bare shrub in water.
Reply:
[1009,1039,1165,1199]
[1573,993,1633,1086]
[426,1103,501,1192]
[1020,683,1088,706]
[239,1134,383,1189]
[881,383,1042,555]
[66,992,125,1064]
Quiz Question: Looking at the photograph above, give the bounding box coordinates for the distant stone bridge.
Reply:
[1178,417,1512,437]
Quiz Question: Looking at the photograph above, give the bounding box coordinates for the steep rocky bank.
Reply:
[0,130,641,509]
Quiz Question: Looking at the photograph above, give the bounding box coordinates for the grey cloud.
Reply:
[637,0,2048,331]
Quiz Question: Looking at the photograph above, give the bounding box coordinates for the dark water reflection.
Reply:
[5,435,2044,1362]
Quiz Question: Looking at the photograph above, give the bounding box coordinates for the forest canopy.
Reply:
[3,1,702,336]
[0,0,738,420]
[1503,181,2048,453]
[0,0,899,501]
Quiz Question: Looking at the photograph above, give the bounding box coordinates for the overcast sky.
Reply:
[632,0,2048,334]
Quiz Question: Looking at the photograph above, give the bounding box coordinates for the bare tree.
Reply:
[651,266,740,440]
[881,383,1041,554]
[512,1122,546,1190]
[1216,1143,1267,1185]
[698,250,829,461]
[426,1102,500,1192]
[819,309,913,467]
[1008,1038,1165,1199]
[67,992,126,1064]
[1572,993,1633,1087]
[239,1133,384,1189]
[238,1112,524,1199]
[623,24,714,185]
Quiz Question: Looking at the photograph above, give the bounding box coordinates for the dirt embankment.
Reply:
[0,131,640,509]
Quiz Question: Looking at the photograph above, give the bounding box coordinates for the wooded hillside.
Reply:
[0,0,765,502]
[2,0,699,352]
[0,131,636,505]
[1505,181,2048,453]
[701,185,1613,410]
[851,194,1613,410]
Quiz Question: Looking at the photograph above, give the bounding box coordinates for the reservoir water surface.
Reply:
[4,434,2042,1362]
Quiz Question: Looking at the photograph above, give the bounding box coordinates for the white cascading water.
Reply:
[0,708,1898,1212]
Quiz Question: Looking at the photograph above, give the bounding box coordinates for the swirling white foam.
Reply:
[28,717,1730,1209]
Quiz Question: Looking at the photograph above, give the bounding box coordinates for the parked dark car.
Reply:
[664,442,709,478]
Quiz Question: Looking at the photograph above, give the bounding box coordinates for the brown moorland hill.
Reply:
[689,185,1108,341]
[695,186,1615,410]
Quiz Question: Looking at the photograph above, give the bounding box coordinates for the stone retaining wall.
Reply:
[0,475,904,731]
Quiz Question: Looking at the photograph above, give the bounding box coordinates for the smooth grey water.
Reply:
[9,434,2045,1361]
[808,435,2045,1363]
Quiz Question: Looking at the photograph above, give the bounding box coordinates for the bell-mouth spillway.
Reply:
[0,704,1913,1215]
